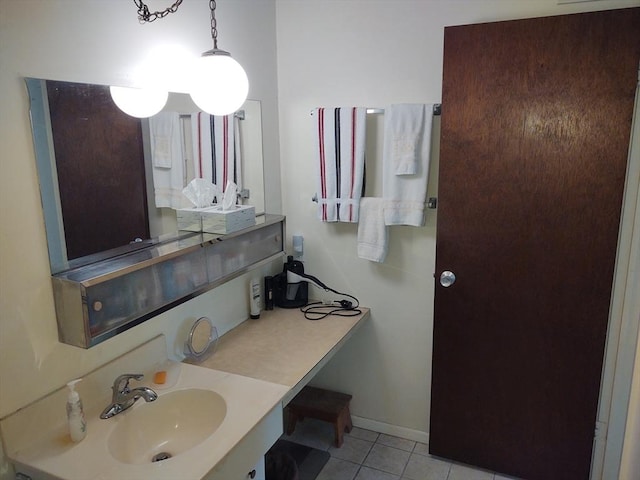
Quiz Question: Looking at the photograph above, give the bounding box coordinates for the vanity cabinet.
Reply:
[203,404,282,480]
[53,215,285,348]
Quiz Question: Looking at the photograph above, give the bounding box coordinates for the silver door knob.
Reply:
[440,271,456,287]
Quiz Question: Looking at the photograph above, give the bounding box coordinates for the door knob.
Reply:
[440,271,456,287]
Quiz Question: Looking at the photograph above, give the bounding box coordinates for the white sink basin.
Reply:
[107,388,226,465]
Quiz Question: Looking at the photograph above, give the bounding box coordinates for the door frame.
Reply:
[595,77,640,480]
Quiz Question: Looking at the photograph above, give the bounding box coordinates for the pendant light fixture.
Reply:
[111,0,248,118]
[189,0,249,116]
[109,85,168,118]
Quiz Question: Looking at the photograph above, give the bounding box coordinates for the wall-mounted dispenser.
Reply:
[292,234,304,259]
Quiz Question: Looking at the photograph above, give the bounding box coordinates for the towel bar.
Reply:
[178,109,245,120]
[311,104,441,116]
[367,104,441,115]
[312,194,438,208]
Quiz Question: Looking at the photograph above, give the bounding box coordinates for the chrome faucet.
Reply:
[100,373,158,419]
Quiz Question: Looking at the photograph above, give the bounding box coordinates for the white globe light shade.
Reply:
[190,52,249,116]
[109,86,168,118]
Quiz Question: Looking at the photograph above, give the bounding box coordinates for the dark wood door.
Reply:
[47,81,149,260]
[430,9,639,480]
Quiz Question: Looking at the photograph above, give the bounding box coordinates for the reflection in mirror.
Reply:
[26,78,266,274]
[184,316,218,362]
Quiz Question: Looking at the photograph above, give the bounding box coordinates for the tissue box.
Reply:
[176,208,204,232]
[201,205,256,234]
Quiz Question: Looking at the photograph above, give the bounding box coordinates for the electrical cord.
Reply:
[286,269,361,320]
[300,292,361,321]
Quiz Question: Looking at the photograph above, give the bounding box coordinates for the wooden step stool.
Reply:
[285,386,353,448]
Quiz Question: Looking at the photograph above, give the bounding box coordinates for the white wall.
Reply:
[274,0,640,458]
[0,0,281,475]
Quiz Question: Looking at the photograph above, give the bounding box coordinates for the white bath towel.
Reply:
[191,112,236,199]
[383,103,434,226]
[149,112,185,208]
[357,197,388,263]
[313,107,367,222]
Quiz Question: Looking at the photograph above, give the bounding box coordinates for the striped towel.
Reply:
[313,107,366,222]
[191,112,237,198]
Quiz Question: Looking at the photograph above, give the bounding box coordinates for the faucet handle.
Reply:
[113,373,144,392]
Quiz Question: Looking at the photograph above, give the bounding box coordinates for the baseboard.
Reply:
[351,415,429,444]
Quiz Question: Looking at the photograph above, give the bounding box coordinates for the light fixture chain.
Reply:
[210,0,218,49]
[133,0,183,23]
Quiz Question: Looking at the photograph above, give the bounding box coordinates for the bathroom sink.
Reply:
[4,347,290,480]
[107,388,226,465]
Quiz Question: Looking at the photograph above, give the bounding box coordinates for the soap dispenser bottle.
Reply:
[66,379,87,442]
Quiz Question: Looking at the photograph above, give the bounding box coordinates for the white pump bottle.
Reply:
[66,379,87,442]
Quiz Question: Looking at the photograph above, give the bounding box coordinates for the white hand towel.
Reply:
[387,104,430,175]
[357,197,388,263]
[149,112,185,208]
[382,103,434,226]
[313,107,366,222]
[191,112,236,198]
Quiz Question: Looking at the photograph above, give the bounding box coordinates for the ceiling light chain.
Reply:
[133,0,183,23]
[210,0,219,50]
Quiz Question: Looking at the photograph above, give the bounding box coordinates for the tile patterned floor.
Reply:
[283,418,520,480]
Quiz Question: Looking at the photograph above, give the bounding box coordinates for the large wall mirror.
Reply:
[26,78,266,274]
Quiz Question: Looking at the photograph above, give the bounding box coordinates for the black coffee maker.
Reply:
[274,256,308,308]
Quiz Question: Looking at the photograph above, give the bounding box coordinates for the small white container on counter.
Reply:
[249,278,261,319]
[66,379,86,442]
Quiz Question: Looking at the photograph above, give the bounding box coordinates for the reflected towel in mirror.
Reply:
[191,112,238,198]
[150,112,185,208]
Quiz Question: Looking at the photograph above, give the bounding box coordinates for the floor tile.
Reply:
[349,426,380,442]
[356,466,401,480]
[448,462,495,480]
[377,434,416,452]
[316,457,359,480]
[402,453,451,480]
[285,422,508,480]
[363,443,411,476]
[330,435,375,464]
[412,442,429,456]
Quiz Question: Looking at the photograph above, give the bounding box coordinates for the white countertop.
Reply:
[193,307,370,403]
